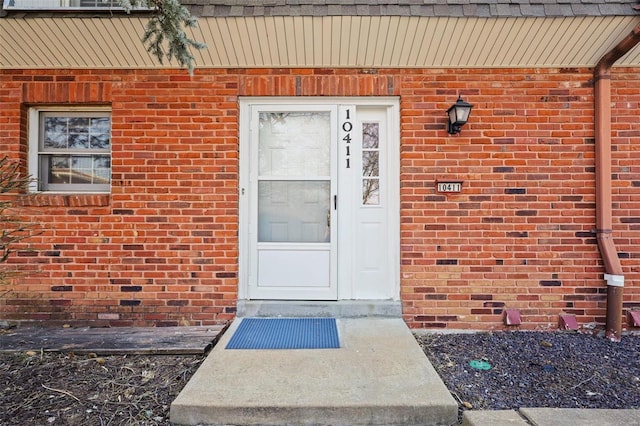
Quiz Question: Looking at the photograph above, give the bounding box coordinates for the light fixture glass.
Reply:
[446,96,473,134]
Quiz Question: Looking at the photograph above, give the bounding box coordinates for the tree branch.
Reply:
[119,0,206,75]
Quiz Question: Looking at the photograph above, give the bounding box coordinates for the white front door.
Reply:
[249,106,338,300]
[337,106,395,300]
[239,98,399,301]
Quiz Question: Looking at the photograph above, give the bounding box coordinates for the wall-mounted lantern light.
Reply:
[446,96,473,134]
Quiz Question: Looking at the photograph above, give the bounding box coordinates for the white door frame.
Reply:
[238,97,400,301]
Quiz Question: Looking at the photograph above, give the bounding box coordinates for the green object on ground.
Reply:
[469,359,492,370]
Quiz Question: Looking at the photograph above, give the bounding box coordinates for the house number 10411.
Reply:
[437,182,462,193]
[342,109,352,169]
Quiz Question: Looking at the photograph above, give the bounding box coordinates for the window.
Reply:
[361,122,380,205]
[3,0,145,10]
[76,0,119,6]
[29,109,111,193]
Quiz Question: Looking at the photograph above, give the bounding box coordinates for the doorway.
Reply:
[239,98,399,302]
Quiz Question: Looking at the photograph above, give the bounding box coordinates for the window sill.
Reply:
[18,193,110,207]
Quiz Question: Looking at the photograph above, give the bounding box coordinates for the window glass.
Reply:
[4,0,124,9]
[37,111,111,192]
[257,110,332,243]
[362,122,380,205]
[258,112,331,177]
[258,181,331,243]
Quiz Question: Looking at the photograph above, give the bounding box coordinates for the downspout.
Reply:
[594,23,640,341]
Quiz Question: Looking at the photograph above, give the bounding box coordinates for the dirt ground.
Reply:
[0,351,204,426]
[1,330,639,425]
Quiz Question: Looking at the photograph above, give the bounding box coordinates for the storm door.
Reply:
[247,107,338,300]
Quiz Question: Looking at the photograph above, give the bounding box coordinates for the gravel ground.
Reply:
[416,331,640,411]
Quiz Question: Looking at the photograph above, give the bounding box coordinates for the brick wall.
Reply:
[611,69,640,323]
[1,70,239,326]
[0,67,638,329]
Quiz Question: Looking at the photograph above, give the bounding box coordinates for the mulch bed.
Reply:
[417,330,640,411]
[2,328,640,425]
[0,351,204,426]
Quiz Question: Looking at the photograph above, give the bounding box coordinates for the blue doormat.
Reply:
[226,318,340,350]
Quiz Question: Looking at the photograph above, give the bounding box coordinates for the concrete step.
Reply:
[170,318,458,426]
[236,300,403,318]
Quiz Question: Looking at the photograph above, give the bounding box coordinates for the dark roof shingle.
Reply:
[181,0,639,17]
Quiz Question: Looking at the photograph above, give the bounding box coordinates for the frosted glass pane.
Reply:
[258,181,330,242]
[259,112,331,176]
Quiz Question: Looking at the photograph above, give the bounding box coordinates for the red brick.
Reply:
[1,67,638,330]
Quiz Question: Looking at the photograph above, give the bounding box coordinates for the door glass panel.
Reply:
[362,179,380,206]
[258,110,332,243]
[258,181,330,242]
[362,122,380,205]
[362,122,379,149]
[362,151,379,177]
[259,112,331,177]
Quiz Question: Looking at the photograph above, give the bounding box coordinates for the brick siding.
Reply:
[0,67,638,329]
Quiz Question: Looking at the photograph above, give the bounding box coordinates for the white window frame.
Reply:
[3,0,150,11]
[28,107,112,194]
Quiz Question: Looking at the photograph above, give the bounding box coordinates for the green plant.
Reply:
[120,0,206,75]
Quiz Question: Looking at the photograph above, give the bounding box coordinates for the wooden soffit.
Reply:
[1,15,640,69]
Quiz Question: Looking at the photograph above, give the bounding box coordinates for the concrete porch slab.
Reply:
[236,300,403,318]
[170,318,458,426]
